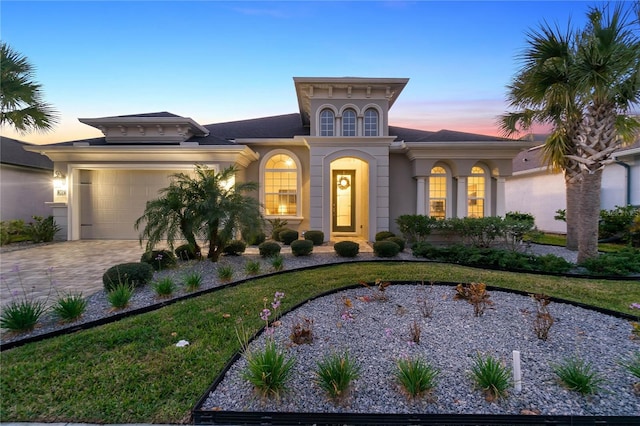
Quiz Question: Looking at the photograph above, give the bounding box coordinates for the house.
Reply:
[0,136,53,223]
[24,77,535,242]
[505,139,640,234]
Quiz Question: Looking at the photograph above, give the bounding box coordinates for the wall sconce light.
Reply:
[53,170,67,196]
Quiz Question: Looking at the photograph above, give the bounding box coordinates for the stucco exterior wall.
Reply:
[0,165,53,222]
[389,153,416,235]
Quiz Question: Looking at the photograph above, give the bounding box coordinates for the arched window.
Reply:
[364,108,379,136]
[467,166,486,218]
[429,166,447,219]
[342,109,356,136]
[320,109,334,136]
[264,153,298,216]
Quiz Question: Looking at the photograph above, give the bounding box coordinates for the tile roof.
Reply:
[0,137,53,170]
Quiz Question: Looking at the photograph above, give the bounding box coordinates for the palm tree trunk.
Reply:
[577,170,602,263]
[564,178,580,251]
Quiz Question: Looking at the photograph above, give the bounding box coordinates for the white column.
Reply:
[457,176,467,218]
[496,177,506,217]
[416,177,426,215]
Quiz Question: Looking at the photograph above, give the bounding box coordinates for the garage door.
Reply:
[80,169,183,239]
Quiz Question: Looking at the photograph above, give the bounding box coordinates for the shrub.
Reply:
[140,249,177,271]
[152,277,176,297]
[375,231,395,241]
[385,236,405,252]
[304,230,325,245]
[279,229,299,245]
[102,262,154,291]
[246,231,266,246]
[259,241,282,258]
[242,340,295,399]
[373,240,400,258]
[315,351,360,402]
[334,241,359,257]
[0,219,27,246]
[223,240,247,256]
[552,357,604,395]
[599,205,640,243]
[271,225,288,241]
[291,239,313,256]
[395,357,439,399]
[175,244,199,260]
[270,254,284,271]
[52,292,87,322]
[183,272,202,291]
[395,215,437,243]
[579,248,640,276]
[0,298,46,332]
[26,215,61,243]
[268,218,288,240]
[107,282,134,309]
[470,353,511,402]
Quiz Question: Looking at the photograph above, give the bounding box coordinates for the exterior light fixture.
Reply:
[53,170,67,196]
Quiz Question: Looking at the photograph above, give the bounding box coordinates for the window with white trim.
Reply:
[429,166,447,219]
[467,166,485,218]
[342,109,356,136]
[320,109,335,136]
[364,108,378,136]
[264,154,298,216]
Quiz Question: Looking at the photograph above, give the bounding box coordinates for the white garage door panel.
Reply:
[81,170,181,239]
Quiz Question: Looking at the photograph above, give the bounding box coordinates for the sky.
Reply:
[0,0,628,145]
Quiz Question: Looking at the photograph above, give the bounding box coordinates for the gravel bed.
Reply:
[203,284,640,416]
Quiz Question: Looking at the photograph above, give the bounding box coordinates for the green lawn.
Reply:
[1,262,639,423]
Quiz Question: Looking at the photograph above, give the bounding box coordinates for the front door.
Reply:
[332,170,356,232]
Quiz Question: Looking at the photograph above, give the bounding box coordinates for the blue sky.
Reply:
[0,1,622,144]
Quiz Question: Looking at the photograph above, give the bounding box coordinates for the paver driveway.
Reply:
[0,240,146,309]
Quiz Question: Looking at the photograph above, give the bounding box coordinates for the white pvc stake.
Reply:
[513,350,522,392]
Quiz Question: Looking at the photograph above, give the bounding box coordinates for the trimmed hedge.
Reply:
[279,229,299,245]
[272,226,288,241]
[291,239,314,256]
[304,230,325,246]
[334,241,359,257]
[223,240,247,255]
[375,231,395,241]
[140,250,177,271]
[247,231,266,246]
[102,262,154,291]
[259,241,282,257]
[385,236,405,252]
[373,240,400,257]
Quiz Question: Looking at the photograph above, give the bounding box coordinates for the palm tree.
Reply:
[501,4,640,262]
[135,165,263,262]
[187,165,262,261]
[499,20,584,250]
[134,176,201,255]
[568,5,640,262]
[0,42,58,133]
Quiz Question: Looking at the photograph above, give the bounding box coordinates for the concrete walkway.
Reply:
[0,239,372,310]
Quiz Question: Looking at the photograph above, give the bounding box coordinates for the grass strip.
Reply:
[1,262,639,423]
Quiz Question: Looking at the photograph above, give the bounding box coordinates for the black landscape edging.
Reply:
[191,280,638,425]
[192,410,638,425]
[1,257,636,352]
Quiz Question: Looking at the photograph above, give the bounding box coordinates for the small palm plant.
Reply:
[470,353,511,402]
[395,357,439,399]
[315,351,360,402]
[552,357,604,395]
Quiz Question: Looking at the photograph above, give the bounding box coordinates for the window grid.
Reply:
[429,167,447,219]
[467,167,485,218]
[264,154,297,216]
[320,109,334,136]
[364,109,378,136]
[342,109,356,136]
